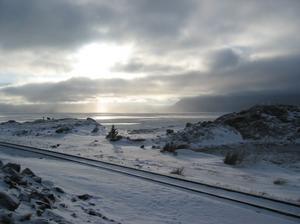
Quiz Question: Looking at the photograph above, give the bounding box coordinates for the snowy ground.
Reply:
[0,112,299,205]
[0,148,298,224]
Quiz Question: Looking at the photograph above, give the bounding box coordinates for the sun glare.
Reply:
[71,43,133,79]
[97,98,110,113]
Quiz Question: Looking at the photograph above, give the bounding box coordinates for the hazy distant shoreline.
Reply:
[0,112,222,130]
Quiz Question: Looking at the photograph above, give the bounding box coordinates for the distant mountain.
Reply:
[171,92,300,112]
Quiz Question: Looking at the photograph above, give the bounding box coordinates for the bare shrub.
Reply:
[160,142,190,155]
[160,142,177,154]
[273,178,287,185]
[224,150,245,165]
[170,167,184,176]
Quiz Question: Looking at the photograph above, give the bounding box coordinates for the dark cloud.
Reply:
[1,75,188,103]
[0,0,195,51]
[221,53,300,93]
[206,48,245,70]
[1,0,299,53]
[0,103,97,113]
[0,77,156,103]
[0,0,95,49]
[118,0,195,46]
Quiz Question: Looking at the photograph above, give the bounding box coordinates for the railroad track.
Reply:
[0,141,299,219]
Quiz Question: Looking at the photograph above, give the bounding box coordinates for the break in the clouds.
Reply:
[0,0,300,112]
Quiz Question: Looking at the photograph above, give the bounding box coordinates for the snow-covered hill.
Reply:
[216,105,300,142]
[0,118,105,137]
[166,105,300,149]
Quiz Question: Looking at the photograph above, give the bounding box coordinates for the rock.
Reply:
[83,208,104,218]
[4,177,18,189]
[77,194,92,201]
[166,129,174,134]
[4,171,27,188]
[4,168,22,183]
[86,209,98,216]
[32,176,42,183]
[18,213,32,221]
[86,117,97,122]
[2,163,21,173]
[185,122,192,128]
[45,193,56,203]
[0,192,20,211]
[55,127,71,134]
[0,160,3,168]
[44,210,73,224]
[59,203,67,208]
[0,212,14,224]
[50,144,60,149]
[19,192,31,202]
[83,208,113,222]
[35,200,51,209]
[21,168,36,177]
[91,125,99,133]
[30,191,52,205]
[36,209,44,217]
[30,218,52,224]
[53,187,64,194]
[140,145,145,149]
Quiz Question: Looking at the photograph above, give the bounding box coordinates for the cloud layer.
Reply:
[0,0,300,112]
[1,53,300,111]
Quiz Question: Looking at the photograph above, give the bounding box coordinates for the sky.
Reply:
[0,0,300,113]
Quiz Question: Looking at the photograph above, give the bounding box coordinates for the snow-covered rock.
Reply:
[0,191,20,211]
[0,158,121,224]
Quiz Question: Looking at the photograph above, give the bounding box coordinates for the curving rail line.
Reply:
[0,141,299,219]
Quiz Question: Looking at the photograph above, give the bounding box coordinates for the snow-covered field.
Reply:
[0,149,298,224]
[0,106,299,205]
